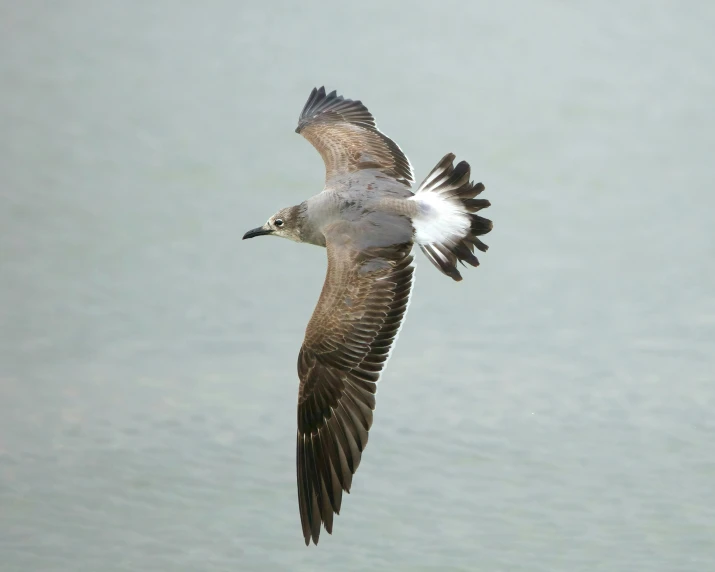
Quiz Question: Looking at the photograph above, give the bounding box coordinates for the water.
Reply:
[1,1,714,570]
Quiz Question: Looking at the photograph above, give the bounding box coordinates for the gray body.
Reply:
[298,173,418,249]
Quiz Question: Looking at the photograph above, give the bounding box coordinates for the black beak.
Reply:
[242,226,273,240]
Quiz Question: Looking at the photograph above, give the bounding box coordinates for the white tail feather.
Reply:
[407,153,492,281]
[408,192,470,247]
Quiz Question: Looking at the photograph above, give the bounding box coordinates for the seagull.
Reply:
[243,87,493,545]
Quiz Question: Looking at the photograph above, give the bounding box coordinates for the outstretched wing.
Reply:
[296,222,414,545]
[295,86,414,187]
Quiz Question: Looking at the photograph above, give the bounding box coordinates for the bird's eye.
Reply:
[274,218,284,227]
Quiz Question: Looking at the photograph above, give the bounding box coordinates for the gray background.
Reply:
[1,1,714,570]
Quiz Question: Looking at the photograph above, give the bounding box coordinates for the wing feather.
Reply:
[296,227,414,545]
[296,86,414,187]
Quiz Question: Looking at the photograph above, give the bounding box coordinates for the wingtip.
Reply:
[297,85,335,134]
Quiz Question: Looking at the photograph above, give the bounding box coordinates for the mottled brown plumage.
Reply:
[296,87,414,186]
[296,225,413,544]
[243,86,493,547]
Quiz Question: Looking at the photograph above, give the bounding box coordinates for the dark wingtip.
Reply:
[297,85,336,133]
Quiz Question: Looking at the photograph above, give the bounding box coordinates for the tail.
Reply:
[409,153,492,281]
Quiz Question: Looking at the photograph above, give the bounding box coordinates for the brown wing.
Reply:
[295,86,414,187]
[296,224,415,545]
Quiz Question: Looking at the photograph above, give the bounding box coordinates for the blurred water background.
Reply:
[1,1,714,570]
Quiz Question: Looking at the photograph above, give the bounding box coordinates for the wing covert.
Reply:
[295,86,414,187]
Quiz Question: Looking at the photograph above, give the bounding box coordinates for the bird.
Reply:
[243,86,493,545]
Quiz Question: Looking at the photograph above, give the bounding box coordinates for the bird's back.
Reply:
[303,172,415,249]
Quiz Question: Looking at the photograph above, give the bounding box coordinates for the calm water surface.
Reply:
[1,1,714,570]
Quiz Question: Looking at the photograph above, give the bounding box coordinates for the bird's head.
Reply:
[243,205,302,242]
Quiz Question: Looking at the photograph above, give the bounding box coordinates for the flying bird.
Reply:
[243,87,493,545]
